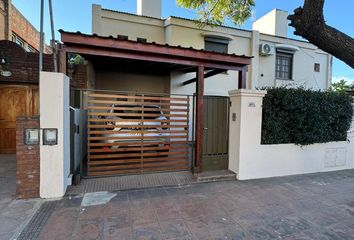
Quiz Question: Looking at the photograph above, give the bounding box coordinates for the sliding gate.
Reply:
[85,91,192,177]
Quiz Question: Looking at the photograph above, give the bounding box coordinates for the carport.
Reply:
[58,30,251,176]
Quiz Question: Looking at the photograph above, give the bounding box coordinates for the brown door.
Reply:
[0,85,38,154]
[202,96,230,171]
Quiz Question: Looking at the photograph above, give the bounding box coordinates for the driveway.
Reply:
[22,169,354,240]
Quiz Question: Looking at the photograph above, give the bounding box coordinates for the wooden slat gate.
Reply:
[85,91,191,177]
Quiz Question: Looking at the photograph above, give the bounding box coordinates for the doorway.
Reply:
[202,96,230,171]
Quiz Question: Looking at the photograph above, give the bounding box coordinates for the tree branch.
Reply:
[288,0,354,68]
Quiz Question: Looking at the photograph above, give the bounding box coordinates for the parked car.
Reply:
[100,104,170,148]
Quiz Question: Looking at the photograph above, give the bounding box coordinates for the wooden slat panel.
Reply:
[87,166,189,177]
[88,140,189,147]
[86,93,188,102]
[88,99,188,107]
[88,130,188,135]
[87,106,189,112]
[89,162,188,172]
[88,112,187,118]
[88,145,188,153]
[88,124,188,129]
[88,135,187,141]
[89,151,188,160]
[86,91,191,176]
[88,157,187,165]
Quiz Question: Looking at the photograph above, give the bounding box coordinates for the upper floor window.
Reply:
[12,33,24,48]
[27,45,37,53]
[275,50,293,80]
[204,37,229,54]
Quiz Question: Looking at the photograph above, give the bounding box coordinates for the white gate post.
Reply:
[228,89,267,179]
[39,72,70,198]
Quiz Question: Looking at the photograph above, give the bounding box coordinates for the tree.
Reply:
[176,0,354,69]
[329,79,354,92]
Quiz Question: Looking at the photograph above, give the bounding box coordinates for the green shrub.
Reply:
[261,88,353,145]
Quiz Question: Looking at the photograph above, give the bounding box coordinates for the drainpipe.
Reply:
[48,0,58,72]
[39,0,44,71]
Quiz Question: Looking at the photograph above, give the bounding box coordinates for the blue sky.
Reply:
[13,0,353,83]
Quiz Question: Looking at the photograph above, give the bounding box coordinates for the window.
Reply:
[275,51,293,80]
[27,45,37,53]
[204,37,229,54]
[117,35,128,40]
[137,37,147,43]
[314,63,320,72]
[12,33,24,48]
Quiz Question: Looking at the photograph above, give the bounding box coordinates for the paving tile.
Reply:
[72,220,104,240]
[38,207,79,240]
[155,206,182,221]
[133,222,162,240]
[131,207,158,226]
[104,211,132,229]
[160,220,192,239]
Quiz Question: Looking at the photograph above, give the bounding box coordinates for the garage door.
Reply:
[85,91,191,177]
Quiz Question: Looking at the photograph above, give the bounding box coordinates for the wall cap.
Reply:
[229,89,267,97]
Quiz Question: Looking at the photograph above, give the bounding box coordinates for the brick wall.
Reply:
[69,64,88,89]
[10,4,41,51]
[0,40,53,84]
[16,115,40,199]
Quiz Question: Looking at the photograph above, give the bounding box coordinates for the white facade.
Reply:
[228,90,354,180]
[92,2,332,94]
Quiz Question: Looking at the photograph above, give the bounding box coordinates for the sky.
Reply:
[12,0,354,83]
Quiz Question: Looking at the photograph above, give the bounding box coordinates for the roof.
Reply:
[100,7,311,44]
[59,30,252,71]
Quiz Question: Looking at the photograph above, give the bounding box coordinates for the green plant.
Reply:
[261,87,353,145]
[329,79,354,92]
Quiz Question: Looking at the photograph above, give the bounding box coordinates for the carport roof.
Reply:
[58,30,252,72]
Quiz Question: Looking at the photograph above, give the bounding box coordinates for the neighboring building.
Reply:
[91,1,332,95]
[0,0,49,53]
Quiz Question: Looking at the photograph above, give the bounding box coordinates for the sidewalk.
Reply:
[0,155,41,240]
[17,169,354,240]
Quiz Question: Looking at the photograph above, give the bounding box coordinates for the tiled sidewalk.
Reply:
[30,169,354,240]
[0,155,41,240]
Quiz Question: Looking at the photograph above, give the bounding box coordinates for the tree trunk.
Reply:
[288,0,354,69]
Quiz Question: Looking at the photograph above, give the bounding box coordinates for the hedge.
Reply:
[261,88,353,145]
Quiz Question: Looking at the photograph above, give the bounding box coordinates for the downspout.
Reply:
[48,0,58,72]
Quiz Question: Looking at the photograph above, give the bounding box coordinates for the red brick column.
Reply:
[16,116,40,199]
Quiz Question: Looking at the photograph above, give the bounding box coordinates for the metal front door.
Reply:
[202,96,229,171]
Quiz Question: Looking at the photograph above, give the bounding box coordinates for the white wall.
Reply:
[229,90,354,180]
[92,6,332,91]
[40,72,70,198]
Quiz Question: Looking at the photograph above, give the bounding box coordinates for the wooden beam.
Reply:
[65,45,245,71]
[238,66,247,89]
[60,31,252,66]
[194,65,204,173]
[183,69,225,85]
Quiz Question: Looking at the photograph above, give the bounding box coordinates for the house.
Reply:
[55,0,333,180]
[91,1,332,93]
[0,0,50,53]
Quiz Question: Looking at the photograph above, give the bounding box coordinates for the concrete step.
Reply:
[194,170,236,182]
